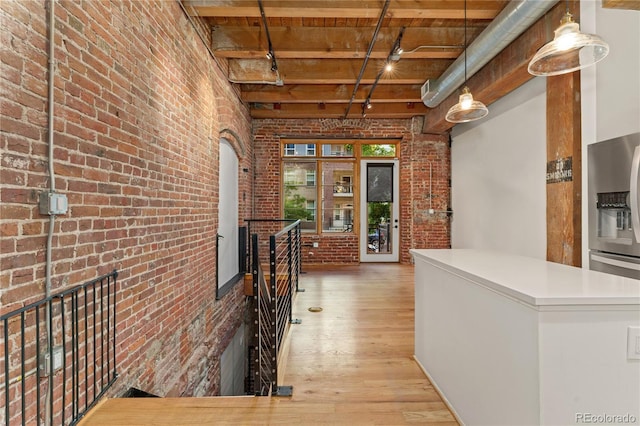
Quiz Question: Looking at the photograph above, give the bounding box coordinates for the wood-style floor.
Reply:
[79,264,458,425]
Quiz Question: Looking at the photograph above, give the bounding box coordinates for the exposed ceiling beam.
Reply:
[240,84,423,103]
[228,58,452,85]
[186,1,507,19]
[210,26,483,59]
[601,0,640,10]
[423,1,568,134]
[251,101,427,119]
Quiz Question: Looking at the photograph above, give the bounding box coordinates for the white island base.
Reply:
[410,249,640,426]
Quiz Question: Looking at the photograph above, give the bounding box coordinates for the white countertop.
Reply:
[410,249,640,306]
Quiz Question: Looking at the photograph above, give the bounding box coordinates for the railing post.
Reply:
[269,235,278,392]
[287,230,293,324]
[251,233,260,396]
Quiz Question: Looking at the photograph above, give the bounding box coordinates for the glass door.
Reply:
[360,159,399,262]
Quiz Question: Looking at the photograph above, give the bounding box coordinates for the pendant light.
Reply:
[528,1,609,76]
[446,0,488,124]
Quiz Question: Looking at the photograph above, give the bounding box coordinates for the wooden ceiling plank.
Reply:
[601,0,640,10]
[250,101,427,119]
[209,26,480,58]
[186,0,506,19]
[228,58,452,85]
[240,84,423,103]
[214,49,460,60]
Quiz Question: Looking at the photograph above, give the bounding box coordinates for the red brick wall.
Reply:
[1,1,451,422]
[1,0,252,417]
[253,118,451,264]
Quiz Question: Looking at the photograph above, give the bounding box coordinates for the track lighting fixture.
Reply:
[258,0,279,73]
[390,46,403,62]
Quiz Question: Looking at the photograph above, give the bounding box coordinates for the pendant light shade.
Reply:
[445,0,488,124]
[445,86,489,123]
[528,12,609,76]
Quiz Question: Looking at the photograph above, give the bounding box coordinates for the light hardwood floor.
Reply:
[79,264,458,425]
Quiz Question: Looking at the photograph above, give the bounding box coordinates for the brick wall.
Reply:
[1,0,252,420]
[1,0,452,422]
[253,118,451,264]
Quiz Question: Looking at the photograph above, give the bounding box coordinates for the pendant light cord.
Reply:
[464,0,467,84]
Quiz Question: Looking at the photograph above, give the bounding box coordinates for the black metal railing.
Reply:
[1,270,118,425]
[247,220,302,396]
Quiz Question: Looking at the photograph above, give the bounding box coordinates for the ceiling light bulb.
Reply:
[445,87,489,123]
[266,52,272,59]
[528,12,609,77]
[366,101,373,109]
[385,63,393,72]
[459,92,473,110]
[556,32,579,52]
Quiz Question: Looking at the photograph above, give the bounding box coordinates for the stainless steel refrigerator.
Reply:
[588,132,640,280]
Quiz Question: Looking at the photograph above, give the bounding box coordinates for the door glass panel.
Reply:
[367,164,393,253]
[321,161,354,232]
[367,164,393,202]
[283,162,317,232]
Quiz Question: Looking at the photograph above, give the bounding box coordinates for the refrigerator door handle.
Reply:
[631,146,640,243]
[591,253,640,272]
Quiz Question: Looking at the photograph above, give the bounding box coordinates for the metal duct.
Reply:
[421,0,559,108]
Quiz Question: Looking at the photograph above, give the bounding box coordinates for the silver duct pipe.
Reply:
[421,0,559,108]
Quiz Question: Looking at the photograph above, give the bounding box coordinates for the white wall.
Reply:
[451,77,547,259]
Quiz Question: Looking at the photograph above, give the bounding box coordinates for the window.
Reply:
[283,162,317,230]
[281,140,397,234]
[321,161,354,232]
[306,200,316,220]
[283,143,316,157]
[361,144,396,157]
[322,144,353,157]
[306,171,316,186]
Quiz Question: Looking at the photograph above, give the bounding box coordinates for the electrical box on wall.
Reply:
[39,346,64,376]
[39,192,68,215]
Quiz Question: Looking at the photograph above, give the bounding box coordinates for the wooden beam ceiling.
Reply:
[187,1,507,20]
[184,0,569,122]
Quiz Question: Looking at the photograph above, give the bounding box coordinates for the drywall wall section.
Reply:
[450,78,547,259]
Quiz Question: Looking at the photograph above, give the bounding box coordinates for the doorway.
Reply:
[360,159,399,262]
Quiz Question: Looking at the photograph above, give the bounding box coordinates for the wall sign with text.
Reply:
[546,157,573,184]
